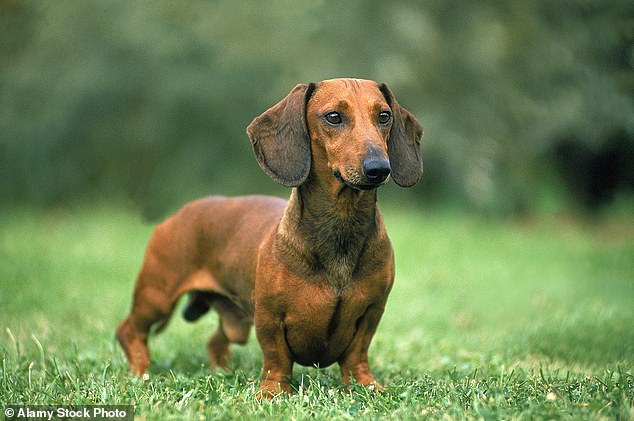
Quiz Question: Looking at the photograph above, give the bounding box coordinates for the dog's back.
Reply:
[134,195,286,319]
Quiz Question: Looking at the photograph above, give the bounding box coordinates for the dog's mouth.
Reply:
[333,169,386,191]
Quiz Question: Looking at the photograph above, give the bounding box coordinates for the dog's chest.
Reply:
[282,286,369,367]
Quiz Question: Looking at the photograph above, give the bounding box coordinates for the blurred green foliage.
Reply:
[1,0,633,216]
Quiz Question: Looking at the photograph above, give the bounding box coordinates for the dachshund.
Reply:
[116,78,423,397]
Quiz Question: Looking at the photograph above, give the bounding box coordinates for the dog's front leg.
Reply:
[338,302,387,391]
[254,307,294,398]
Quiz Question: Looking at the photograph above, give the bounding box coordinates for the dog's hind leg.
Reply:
[116,271,178,376]
[206,295,252,370]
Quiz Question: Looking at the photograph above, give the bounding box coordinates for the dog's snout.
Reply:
[363,155,391,184]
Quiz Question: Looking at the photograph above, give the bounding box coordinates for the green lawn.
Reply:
[1,202,633,419]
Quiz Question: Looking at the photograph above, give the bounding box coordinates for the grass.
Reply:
[1,201,633,419]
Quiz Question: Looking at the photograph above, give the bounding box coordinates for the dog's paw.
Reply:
[256,380,292,399]
[345,379,386,394]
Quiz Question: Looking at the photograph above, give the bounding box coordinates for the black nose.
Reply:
[363,156,391,184]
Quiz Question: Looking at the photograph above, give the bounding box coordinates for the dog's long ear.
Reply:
[247,83,315,187]
[379,83,423,187]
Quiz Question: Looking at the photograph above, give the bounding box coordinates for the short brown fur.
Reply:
[116,78,423,397]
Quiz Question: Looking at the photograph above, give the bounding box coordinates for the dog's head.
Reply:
[247,78,423,189]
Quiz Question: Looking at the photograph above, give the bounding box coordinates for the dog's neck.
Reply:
[278,173,379,289]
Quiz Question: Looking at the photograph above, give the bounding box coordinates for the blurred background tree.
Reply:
[1,0,633,217]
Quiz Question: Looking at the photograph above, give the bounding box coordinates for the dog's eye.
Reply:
[378,111,391,125]
[324,112,343,126]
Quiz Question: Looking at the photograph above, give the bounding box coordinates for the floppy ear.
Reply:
[379,83,424,187]
[246,83,315,187]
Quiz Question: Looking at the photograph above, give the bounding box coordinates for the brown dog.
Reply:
[116,78,423,397]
